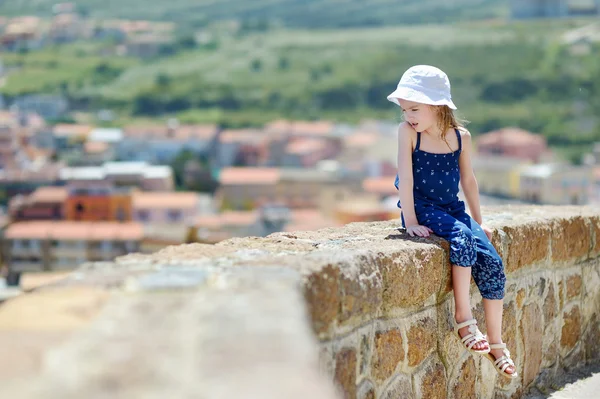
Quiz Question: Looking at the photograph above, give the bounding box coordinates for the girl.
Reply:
[388,65,517,379]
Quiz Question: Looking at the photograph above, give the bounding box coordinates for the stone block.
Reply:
[334,347,357,399]
[407,316,436,367]
[560,305,581,352]
[502,301,518,354]
[542,322,559,368]
[359,333,371,377]
[451,356,476,399]
[304,264,341,336]
[519,303,543,388]
[339,262,382,326]
[581,263,600,326]
[543,282,556,325]
[590,216,600,257]
[380,248,445,312]
[502,223,550,273]
[516,288,526,309]
[371,328,404,383]
[583,313,600,363]
[356,379,375,399]
[566,274,582,300]
[551,217,590,262]
[380,373,413,399]
[558,280,565,311]
[414,359,447,399]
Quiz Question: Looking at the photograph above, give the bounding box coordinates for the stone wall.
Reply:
[0,205,599,398]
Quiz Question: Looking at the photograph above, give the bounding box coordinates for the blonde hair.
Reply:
[433,105,468,152]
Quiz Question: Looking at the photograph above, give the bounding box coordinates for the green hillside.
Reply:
[0,0,509,28]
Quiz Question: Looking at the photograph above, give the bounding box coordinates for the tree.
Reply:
[251,59,262,72]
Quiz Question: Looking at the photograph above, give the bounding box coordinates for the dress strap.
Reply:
[455,129,462,152]
[415,132,421,151]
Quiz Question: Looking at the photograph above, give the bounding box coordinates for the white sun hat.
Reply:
[387,65,457,110]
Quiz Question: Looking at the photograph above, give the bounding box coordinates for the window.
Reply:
[168,209,181,222]
[137,210,150,222]
[100,241,112,252]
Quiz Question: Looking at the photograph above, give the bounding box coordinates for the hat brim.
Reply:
[387,87,457,110]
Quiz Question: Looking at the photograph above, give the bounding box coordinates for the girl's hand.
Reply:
[406,224,433,237]
[481,224,493,240]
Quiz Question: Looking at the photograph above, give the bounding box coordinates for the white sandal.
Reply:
[483,342,518,379]
[454,319,490,354]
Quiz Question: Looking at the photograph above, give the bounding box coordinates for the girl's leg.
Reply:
[483,299,516,375]
[418,206,488,350]
[453,265,488,351]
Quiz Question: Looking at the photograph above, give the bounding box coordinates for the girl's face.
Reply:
[398,99,438,133]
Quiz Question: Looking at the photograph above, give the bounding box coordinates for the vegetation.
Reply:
[0,0,508,29]
[1,9,599,161]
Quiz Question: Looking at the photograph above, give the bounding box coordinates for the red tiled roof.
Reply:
[219,167,280,185]
[84,141,109,154]
[30,186,68,203]
[132,192,198,209]
[219,129,264,144]
[285,138,328,155]
[477,128,547,147]
[5,221,144,241]
[53,124,93,138]
[344,132,379,147]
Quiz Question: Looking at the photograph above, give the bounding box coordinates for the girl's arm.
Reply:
[397,123,419,226]
[458,129,483,225]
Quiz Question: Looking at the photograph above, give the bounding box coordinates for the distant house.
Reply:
[3,221,143,274]
[132,191,200,224]
[59,161,175,194]
[476,127,551,163]
[48,12,83,44]
[472,155,530,199]
[282,137,341,168]
[0,16,44,51]
[8,186,67,221]
[217,167,280,210]
[519,163,593,205]
[215,129,267,168]
[511,0,600,19]
[118,124,217,164]
[263,119,339,166]
[52,123,93,151]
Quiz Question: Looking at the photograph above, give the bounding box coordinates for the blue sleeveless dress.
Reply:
[394,129,506,300]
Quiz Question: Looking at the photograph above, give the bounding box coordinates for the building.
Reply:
[519,163,593,204]
[217,167,280,210]
[8,186,67,221]
[132,192,200,224]
[476,128,550,163]
[118,124,217,164]
[60,162,174,193]
[472,155,530,199]
[2,221,143,275]
[215,129,267,168]
[282,137,341,168]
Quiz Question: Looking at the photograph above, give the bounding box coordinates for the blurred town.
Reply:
[0,2,599,287]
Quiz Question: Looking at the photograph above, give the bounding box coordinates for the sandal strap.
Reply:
[455,319,477,331]
[489,342,507,350]
[460,324,487,349]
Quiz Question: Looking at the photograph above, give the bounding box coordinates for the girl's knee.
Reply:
[449,226,477,266]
